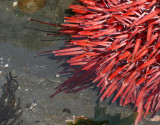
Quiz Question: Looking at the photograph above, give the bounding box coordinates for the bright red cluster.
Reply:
[32,0,160,124]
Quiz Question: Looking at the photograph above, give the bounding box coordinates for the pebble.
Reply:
[150,115,160,121]
[4,64,9,68]
[13,2,18,7]
[56,74,60,78]
[25,88,29,91]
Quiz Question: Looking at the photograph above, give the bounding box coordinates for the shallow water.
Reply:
[0,0,159,125]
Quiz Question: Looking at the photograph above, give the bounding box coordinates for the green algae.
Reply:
[67,104,138,125]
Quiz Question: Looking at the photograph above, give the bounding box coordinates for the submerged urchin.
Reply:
[31,0,160,125]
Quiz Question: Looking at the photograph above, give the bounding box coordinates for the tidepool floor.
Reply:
[0,0,159,125]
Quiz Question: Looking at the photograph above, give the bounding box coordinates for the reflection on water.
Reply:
[0,72,22,125]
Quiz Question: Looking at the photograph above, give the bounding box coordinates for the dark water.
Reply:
[0,0,159,125]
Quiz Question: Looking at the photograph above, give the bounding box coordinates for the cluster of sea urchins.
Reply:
[31,0,160,124]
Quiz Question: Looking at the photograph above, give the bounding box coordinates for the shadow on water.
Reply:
[0,72,22,125]
[37,52,72,69]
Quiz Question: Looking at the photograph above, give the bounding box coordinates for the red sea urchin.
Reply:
[31,0,160,124]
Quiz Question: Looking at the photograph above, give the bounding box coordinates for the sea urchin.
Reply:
[31,0,160,125]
